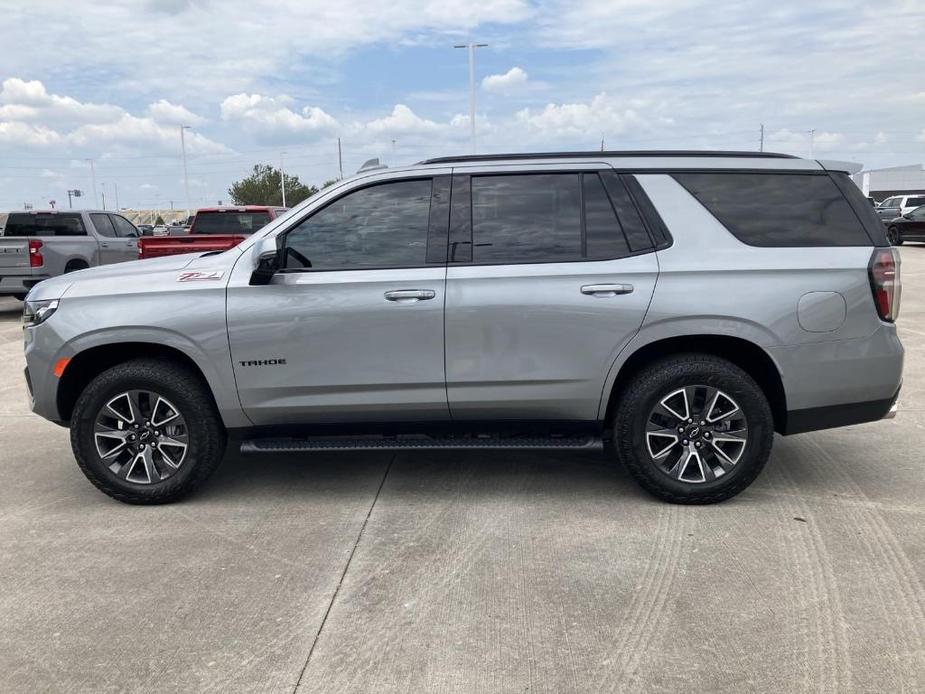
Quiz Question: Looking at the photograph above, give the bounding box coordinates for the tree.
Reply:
[228,164,318,207]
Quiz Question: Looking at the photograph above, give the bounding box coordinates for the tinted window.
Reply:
[90,214,117,237]
[583,174,629,258]
[472,174,581,263]
[194,212,271,235]
[284,179,432,270]
[673,172,870,247]
[3,213,87,237]
[909,206,925,219]
[603,173,655,251]
[881,198,900,208]
[906,196,925,207]
[110,215,138,237]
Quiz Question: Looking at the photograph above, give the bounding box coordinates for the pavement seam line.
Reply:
[291,453,397,694]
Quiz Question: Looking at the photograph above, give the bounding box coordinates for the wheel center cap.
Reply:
[140,430,152,441]
[688,426,701,439]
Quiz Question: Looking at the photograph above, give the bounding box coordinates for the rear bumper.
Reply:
[782,385,900,435]
[0,273,48,294]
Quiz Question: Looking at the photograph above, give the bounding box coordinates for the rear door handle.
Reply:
[581,283,634,297]
[384,289,436,303]
[100,242,110,248]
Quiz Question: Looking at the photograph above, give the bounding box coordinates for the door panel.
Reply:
[227,267,448,425]
[445,255,657,420]
[109,214,140,261]
[225,173,452,426]
[89,213,123,264]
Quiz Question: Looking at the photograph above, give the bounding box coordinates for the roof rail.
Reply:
[417,150,797,165]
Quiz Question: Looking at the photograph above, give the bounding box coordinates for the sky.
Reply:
[0,0,923,210]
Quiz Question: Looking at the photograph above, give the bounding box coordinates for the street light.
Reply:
[66,189,82,209]
[454,42,488,154]
[280,151,287,207]
[179,125,192,218]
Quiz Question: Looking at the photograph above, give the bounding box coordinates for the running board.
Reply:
[240,435,603,455]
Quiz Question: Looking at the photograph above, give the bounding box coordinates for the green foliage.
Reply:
[154,215,165,225]
[228,164,319,207]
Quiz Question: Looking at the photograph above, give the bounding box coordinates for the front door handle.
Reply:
[100,242,110,248]
[384,289,436,303]
[581,283,634,297]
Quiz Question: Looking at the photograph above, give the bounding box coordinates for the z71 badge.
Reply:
[177,271,224,282]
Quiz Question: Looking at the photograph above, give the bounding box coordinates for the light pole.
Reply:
[85,159,98,207]
[100,183,107,210]
[179,125,192,218]
[280,151,287,207]
[454,42,488,153]
[66,189,82,209]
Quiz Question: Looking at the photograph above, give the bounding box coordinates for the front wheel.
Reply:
[613,354,774,504]
[70,358,226,504]
[888,226,903,246]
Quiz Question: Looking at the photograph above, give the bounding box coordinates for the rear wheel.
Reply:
[70,359,225,504]
[12,293,27,301]
[613,354,774,504]
[888,226,903,246]
[64,260,89,273]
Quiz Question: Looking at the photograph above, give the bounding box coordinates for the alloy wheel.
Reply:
[644,385,748,483]
[93,390,189,484]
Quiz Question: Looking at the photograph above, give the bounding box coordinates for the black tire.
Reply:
[12,293,27,301]
[613,354,774,504]
[65,260,89,273]
[888,226,903,246]
[70,358,226,504]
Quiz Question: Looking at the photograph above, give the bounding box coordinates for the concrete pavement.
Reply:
[0,250,923,693]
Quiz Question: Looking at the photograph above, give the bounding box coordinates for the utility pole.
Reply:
[114,182,120,210]
[454,42,488,153]
[279,151,287,207]
[337,137,344,180]
[100,183,107,211]
[86,159,98,207]
[601,134,605,152]
[179,125,192,218]
[809,129,816,158]
[759,123,764,152]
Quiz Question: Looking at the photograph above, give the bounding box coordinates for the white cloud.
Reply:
[147,99,206,126]
[220,93,338,139]
[482,67,528,92]
[515,93,647,138]
[365,104,441,134]
[0,78,122,125]
[0,78,227,155]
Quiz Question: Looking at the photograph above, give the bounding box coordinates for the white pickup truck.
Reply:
[0,210,140,299]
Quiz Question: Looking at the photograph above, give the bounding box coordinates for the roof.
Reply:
[418,150,797,165]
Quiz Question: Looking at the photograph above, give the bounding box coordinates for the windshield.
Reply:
[193,211,271,235]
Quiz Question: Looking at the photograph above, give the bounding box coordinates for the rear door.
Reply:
[444,168,659,421]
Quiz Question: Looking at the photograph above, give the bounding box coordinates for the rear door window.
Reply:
[110,215,139,237]
[468,172,644,264]
[3,213,87,236]
[673,172,871,247]
[905,196,925,208]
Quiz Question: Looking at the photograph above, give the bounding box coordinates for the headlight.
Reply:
[22,299,59,328]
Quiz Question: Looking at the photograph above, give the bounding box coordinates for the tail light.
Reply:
[868,247,901,322]
[28,240,44,268]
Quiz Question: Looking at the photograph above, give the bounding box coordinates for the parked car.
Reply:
[885,205,925,245]
[138,206,287,259]
[0,210,140,300]
[152,225,169,236]
[875,194,925,222]
[22,151,902,505]
[137,224,155,236]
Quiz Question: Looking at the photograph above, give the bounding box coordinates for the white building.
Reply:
[852,164,925,202]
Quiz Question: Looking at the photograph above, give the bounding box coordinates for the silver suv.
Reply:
[22,151,903,505]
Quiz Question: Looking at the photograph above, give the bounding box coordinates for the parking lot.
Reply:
[0,251,922,693]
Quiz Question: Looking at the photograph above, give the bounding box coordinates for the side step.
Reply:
[240,435,603,455]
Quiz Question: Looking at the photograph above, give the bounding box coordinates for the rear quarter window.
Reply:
[2,213,87,237]
[672,172,871,247]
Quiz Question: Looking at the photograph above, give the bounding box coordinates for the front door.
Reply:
[444,170,659,421]
[89,213,125,265]
[227,175,451,426]
[109,214,141,261]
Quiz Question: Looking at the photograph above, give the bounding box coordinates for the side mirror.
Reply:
[249,236,281,286]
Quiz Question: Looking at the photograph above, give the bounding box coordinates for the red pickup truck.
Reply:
[138,206,287,259]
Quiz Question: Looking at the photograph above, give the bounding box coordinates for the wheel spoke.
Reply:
[646,428,679,459]
[157,435,188,468]
[658,388,690,422]
[94,430,131,460]
[705,391,741,423]
[105,393,136,425]
[151,397,179,428]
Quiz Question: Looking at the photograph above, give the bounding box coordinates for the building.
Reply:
[852,164,925,202]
